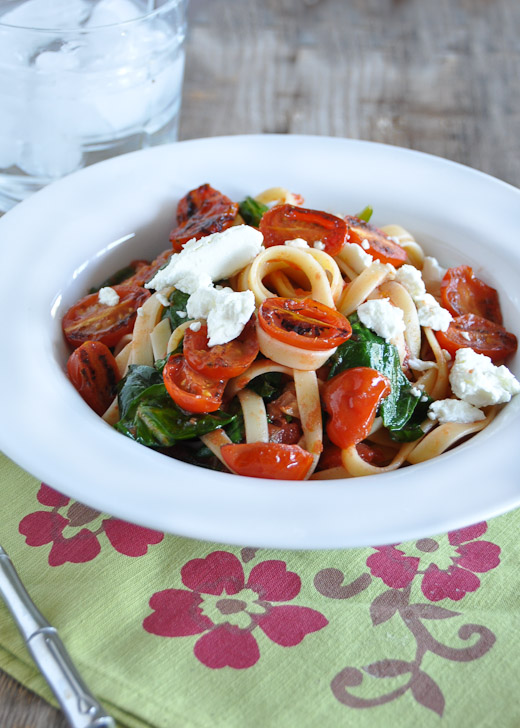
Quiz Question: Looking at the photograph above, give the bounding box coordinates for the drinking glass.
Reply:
[0,0,187,211]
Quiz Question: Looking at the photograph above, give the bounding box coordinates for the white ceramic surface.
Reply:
[0,134,519,549]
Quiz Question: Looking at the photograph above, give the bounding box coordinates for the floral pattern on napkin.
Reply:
[18,483,163,565]
[14,480,505,721]
[143,550,328,669]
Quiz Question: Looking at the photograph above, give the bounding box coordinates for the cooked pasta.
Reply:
[62,183,520,481]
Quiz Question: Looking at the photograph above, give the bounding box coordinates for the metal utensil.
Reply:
[0,545,114,728]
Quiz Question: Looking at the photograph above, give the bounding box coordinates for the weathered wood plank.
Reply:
[180,0,520,186]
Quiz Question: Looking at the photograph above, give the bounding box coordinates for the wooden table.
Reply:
[1,0,519,724]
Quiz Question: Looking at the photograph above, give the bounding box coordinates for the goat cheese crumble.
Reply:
[357,298,406,342]
[428,399,485,424]
[98,286,120,306]
[449,348,520,407]
[146,226,262,347]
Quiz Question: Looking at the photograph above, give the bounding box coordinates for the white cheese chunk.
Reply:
[392,263,452,331]
[414,293,453,331]
[156,293,170,307]
[186,286,221,320]
[189,321,202,332]
[428,398,485,424]
[422,256,447,296]
[146,225,264,294]
[357,298,405,342]
[449,348,520,407]
[344,242,374,272]
[98,286,120,306]
[394,264,426,299]
[187,286,256,347]
[285,238,309,248]
[313,240,326,250]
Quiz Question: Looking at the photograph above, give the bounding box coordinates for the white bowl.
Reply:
[1,134,519,549]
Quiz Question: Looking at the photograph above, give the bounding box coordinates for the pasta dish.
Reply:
[61,184,520,480]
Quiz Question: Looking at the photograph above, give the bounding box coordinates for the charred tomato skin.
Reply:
[258,297,352,351]
[67,340,120,415]
[62,284,151,349]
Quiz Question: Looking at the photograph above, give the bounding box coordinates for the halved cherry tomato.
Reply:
[440,266,502,324]
[259,204,348,256]
[163,354,225,413]
[170,184,239,252]
[344,215,407,267]
[183,320,259,380]
[258,297,352,350]
[267,419,303,444]
[435,314,517,362]
[266,386,303,443]
[62,284,150,349]
[323,367,392,449]
[67,340,120,415]
[220,442,314,480]
[356,442,393,466]
[126,248,174,287]
[317,442,344,470]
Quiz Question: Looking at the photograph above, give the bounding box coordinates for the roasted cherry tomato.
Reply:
[183,320,259,380]
[258,297,352,351]
[267,419,303,444]
[67,340,120,415]
[259,204,348,256]
[169,184,239,252]
[323,367,392,449]
[62,284,150,349]
[344,215,407,267]
[435,314,517,362]
[163,354,225,413]
[220,442,314,480]
[126,248,174,287]
[440,265,502,324]
[317,442,344,470]
[356,442,393,466]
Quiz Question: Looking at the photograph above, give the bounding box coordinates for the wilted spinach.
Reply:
[238,196,268,227]
[115,365,236,448]
[327,315,424,440]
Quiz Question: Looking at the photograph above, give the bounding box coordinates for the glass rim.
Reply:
[0,0,187,33]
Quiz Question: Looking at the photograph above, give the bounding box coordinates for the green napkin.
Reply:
[1,452,519,727]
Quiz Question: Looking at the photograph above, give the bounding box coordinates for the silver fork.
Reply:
[0,545,114,728]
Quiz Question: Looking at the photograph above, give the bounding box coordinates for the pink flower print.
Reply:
[143,550,328,669]
[366,522,500,602]
[19,484,163,566]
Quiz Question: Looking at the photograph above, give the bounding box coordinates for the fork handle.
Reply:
[0,548,114,728]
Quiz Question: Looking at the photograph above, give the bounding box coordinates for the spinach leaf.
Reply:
[225,409,245,443]
[115,364,236,448]
[327,316,423,437]
[247,372,285,402]
[162,289,190,331]
[388,394,432,442]
[133,404,236,447]
[355,205,373,223]
[238,196,268,227]
[117,366,163,420]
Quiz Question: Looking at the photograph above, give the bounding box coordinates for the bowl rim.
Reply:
[1,133,519,549]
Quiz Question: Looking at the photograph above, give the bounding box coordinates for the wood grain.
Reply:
[1,0,519,724]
